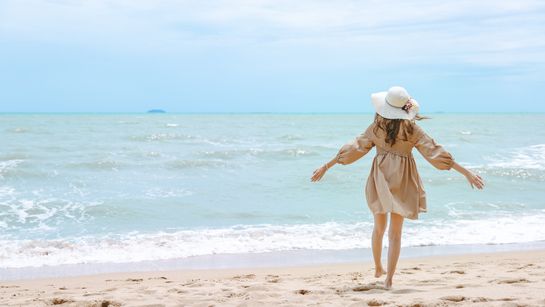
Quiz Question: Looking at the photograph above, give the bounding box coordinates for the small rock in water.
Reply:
[147,109,166,113]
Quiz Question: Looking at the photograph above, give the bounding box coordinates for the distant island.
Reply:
[147,109,166,113]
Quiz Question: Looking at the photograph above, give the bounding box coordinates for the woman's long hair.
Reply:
[373,113,428,146]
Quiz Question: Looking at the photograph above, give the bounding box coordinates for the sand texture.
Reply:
[1,249,544,306]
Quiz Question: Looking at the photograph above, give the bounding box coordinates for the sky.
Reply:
[0,0,544,113]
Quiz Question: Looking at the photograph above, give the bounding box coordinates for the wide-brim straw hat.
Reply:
[371,86,420,120]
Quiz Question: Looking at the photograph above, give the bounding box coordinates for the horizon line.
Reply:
[0,111,543,115]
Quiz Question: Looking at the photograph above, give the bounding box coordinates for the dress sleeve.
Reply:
[335,124,375,165]
[414,127,455,170]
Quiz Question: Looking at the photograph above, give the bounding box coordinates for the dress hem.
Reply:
[370,210,419,220]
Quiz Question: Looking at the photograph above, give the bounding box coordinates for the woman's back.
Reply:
[369,116,420,156]
[353,115,455,171]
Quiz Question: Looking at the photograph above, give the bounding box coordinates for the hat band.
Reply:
[385,96,414,114]
[385,96,409,109]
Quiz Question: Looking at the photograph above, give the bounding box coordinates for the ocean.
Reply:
[1,113,545,277]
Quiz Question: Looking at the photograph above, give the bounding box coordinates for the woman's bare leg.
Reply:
[372,213,387,277]
[385,212,404,289]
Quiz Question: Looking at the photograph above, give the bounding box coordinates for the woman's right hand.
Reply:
[311,164,329,182]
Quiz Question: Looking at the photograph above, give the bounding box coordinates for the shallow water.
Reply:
[1,113,544,268]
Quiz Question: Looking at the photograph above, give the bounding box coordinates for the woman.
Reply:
[310,86,484,289]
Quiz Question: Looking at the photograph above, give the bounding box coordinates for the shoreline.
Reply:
[2,240,545,281]
[1,249,544,306]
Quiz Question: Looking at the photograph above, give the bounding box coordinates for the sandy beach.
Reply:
[1,249,544,306]
[3,0,545,303]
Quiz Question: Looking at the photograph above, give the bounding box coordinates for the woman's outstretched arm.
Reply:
[310,156,338,182]
[311,123,375,183]
[451,161,485,189]
[311,127,375,182]
[413,124,484,190]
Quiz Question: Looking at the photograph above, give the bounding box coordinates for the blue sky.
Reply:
[1,0,544,113]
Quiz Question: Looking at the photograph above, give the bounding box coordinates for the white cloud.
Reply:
[1,0,544,68]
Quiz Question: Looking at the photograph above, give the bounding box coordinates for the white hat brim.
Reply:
[371,92,420,120]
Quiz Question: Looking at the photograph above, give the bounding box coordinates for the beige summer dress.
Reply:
[335,120,455,220]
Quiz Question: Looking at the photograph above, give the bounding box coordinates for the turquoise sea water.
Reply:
[0,114,544,269]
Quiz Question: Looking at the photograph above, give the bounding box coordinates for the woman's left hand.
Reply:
[311,164,329,182]
[465,170,485,190]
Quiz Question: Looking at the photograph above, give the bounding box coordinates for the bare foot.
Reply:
[374,267,387,278]
[384,277,393,289]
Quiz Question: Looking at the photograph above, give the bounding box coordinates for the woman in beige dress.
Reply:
[310,86,484,289]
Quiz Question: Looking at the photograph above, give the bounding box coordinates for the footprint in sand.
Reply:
[180,279,201,287]
[441,296,494,303]
[147,276,168,280]
[505,263,535,272]
[470,297,490,302]
[232,274,256,280]
[265,274,280,282]
[226,291,249,299]
[408,302,426,307]
[440,295,467,302]
[390,288,423,294]
[352,282,387,292]
[417,279,442,284]
[82,292,103,297]
[104,287,117,292]
[52,291,73,296]
[497,278,530,284]
[333,286,350,295]
[49,298,75,305]
[350,272,364,281]
[94,300,124,307]
[441,270,465,275]
[167,288,186,294]
[366,298,387,306]
[244,284,271,292]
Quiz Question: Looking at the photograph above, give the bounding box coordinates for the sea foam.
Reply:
[488,144,545,170]
[1,212,545,268]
